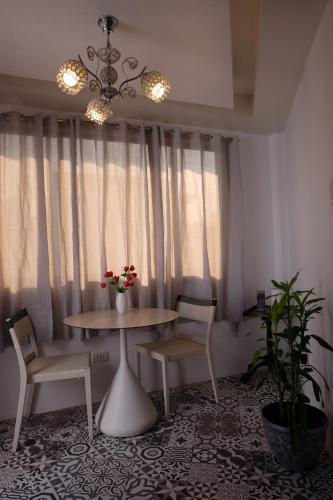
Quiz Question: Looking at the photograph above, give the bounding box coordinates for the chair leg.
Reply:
[206,350,219,403]
[12,381,27,452]
[25,384,35,418]
[85,371,93,440]
[136,350,141,382]
[161,358,170,419]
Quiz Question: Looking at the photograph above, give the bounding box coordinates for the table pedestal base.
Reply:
[95,329,157,437]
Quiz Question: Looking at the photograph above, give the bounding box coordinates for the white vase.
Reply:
[116,293,127,314]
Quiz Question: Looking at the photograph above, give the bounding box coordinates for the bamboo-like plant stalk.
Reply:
[248,272,333,447]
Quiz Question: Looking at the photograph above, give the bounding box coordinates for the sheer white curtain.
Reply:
[0,112,244,348]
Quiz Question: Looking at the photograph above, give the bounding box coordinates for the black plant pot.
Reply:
[262,402,328,472]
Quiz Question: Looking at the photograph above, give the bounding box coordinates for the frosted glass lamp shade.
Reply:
[56,60,88,95]
[85,97,113,125]
[142,71,171,103]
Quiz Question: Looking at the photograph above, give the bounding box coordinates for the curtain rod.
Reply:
[1,112,234,142]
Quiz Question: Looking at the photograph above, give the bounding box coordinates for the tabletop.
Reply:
[243,305,271,319]
[64,308,179,330]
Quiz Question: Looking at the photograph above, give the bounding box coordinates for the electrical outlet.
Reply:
[92,351,109,364]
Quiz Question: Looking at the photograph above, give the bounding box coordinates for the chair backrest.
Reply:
[6,309,39,381]
[175,295,217,347]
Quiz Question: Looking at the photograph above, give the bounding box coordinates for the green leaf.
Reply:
[306,297,325,306]
[289,271,300,288]
[305,306,322,317]
[296,345,311,354]
[306,364,330,391]
[299,367,312,374]
[301,372,322,402]
[311,378,322,402]
[287,325,302,341]
[246,358,269,377]
[271,279,289,292]
[271,297,286,323]
[301,288,315,303]
[252,348,264,365]
[293,294,302,307]
[311,334,333,352]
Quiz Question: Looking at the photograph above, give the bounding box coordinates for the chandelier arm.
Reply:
[122,57,139,81]
[87,46,99,61]
[118,66,147,98]
[122,63,129,82]
[78,55,103,90]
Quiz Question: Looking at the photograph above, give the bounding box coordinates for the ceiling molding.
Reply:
[0,0,328,134]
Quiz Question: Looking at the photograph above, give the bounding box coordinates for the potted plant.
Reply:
[249,272,333,471]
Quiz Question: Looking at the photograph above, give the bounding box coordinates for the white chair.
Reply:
[6,309,93,452]
[135,295,219,418]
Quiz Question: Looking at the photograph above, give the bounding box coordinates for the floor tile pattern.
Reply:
[0,375,332,499]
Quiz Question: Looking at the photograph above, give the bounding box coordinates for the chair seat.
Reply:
[136,338,205,361]
[27,351,91,383]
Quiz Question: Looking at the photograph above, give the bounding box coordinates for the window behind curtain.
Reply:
[0,114,236,347]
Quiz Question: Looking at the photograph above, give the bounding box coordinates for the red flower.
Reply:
[101,265,136,292]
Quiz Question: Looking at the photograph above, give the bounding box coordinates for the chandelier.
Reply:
[56,15,171,125]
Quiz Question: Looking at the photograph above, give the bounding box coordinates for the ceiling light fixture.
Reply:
[56,15,171,125]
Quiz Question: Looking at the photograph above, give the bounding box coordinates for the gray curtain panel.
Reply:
[0,112,244,348]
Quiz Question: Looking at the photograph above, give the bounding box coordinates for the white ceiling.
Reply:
[0,0,233,109]
[0,0,328,134]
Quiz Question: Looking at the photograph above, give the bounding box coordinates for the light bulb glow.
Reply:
[142,71,171,103]
[62,70,79,87]
[151,83,165,100]
[85,98,113,125]
[56,60,88,95]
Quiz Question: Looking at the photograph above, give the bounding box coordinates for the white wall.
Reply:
[274,1,333,454]
[0,132,276,420]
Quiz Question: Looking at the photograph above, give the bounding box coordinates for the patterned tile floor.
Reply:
[0,375,333,499]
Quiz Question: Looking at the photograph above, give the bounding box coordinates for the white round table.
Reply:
[64,308,179,437]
